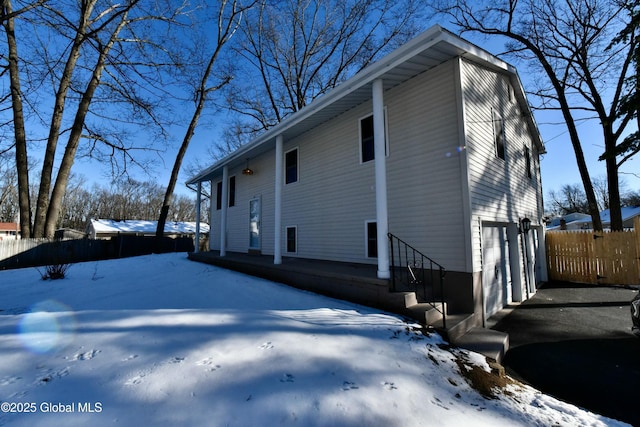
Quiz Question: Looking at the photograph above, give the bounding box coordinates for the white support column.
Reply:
[274,135,284,265]
[209,180,215,250]
[194,181,202,253]
[220,165,229,256]
[507,223,522,301]
[373,79,390,279]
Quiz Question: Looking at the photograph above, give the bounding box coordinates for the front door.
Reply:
[482,225,511,319]
[249,198,261,251]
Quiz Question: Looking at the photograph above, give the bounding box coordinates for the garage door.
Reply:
[482,225,511,318]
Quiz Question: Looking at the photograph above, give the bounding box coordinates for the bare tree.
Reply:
[156,0,254,244]
[434,0,638,231]
[220,0,423,152]
[548,184,590,215]
[0,0,44,236]
[0,150,18,222]
[2,1,186,238]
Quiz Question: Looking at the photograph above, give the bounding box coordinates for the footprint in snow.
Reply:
[168,357,185,364]
[125,374,145,385]
[342,381,359,391]
[196,358,222,372]
[280,374,295,383]
[37,367,69,385]
[259,342,274,350]
[71,349,99,361]
[382,381,397,390]
[0,376,21,386]
[430,396,450,410]
[122,354,138,361]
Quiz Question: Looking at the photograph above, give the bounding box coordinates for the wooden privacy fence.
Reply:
[546,217,640,285]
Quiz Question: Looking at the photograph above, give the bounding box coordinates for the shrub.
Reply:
[39,264,72,280]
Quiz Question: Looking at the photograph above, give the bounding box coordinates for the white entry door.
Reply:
[482,225,511,318]
[249,198,261,250]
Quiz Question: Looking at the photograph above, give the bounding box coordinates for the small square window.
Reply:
[285,148,298,184]
[493,112,505,160]
[366,221,377,258]
[286,226,297,253]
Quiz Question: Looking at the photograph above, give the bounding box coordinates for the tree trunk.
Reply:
[2,0,31,237]
[155,90,206,249]
[604,126,623,231]
[32,2,94,238]
[43,11,130,238]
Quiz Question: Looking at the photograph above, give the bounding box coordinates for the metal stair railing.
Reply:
[388,233,447,329]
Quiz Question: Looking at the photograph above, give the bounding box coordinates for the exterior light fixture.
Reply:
[520,217,531,234]
[242,158,254,176]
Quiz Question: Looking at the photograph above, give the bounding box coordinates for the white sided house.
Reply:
[189,25,547,327]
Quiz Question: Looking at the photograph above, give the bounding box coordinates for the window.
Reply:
[286,226,297,253]
[285,148,298,184]
[524,146,532,179]
[360,115,375,163]
[215,177,235,210]
[493,111,505,160]
[228,176,236,207]
[216,181,222,210]
[360,110,388,163]
[366,221,377,258]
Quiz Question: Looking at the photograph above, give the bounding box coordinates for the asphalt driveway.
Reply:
[490,281,640,426]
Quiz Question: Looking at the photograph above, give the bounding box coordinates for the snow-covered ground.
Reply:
[0,253,627,426]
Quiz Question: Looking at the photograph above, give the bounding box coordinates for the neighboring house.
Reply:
[546,213,591,231]
[87,219,210,240]
[549,207,640,231]
[188,25,547,325]
[54,228,88,240]
[0,222,19,240]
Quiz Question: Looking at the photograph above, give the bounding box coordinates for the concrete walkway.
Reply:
[490,281,640,426]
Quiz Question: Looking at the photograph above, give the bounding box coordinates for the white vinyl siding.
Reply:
[461,59,544,272]
[209,150,276,254]
[208,58,541,275]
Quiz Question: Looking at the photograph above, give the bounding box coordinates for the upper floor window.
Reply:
[215,176,235,210]
[361,115,375,163]
[285,148,298,184]
[493,111,505,160]
[228,176,236,207]
[360,110,388,163]
[525,146,532,179]
[216,181,222,210]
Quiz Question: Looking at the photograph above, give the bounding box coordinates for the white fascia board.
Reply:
[187,25,544,183]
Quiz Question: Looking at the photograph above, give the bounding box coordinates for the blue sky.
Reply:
[68,27,639,205]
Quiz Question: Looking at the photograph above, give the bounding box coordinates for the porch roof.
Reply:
[187,24,544,185]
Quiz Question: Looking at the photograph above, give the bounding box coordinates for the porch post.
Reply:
[194,181,202,253]
[220,165,229,256]
[209,180,215,250]
[507,223,522,301]
[274,134,283,264]
[373,79,390,279]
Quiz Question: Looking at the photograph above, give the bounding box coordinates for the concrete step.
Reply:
[404,292,418,308]
[404,302,445,325]
[432,313,476,343]
[451,327,510,363]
